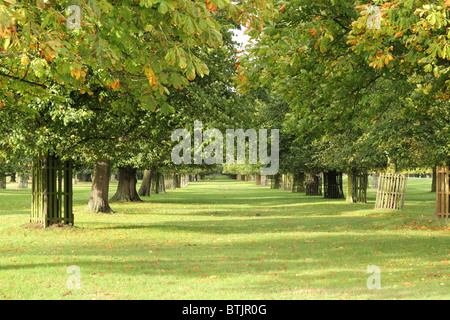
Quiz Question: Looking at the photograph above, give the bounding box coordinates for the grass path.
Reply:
[0,175,448,299]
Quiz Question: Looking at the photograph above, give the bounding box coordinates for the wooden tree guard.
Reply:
[292,173,305,193]
[351,172,368,203]
[435,166,449,218]
[323,171,344,199]
[255,175,261,185]
[281,174,294,191]
[269,174,281,189]
[164,174,176,190]
[306,173,322,196]
[31,155,73,227]
[374,173,407,210]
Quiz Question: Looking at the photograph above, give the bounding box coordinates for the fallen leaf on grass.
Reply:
[402,282,415,286]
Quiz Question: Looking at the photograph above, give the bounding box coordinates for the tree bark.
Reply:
[270,174,281,189]
[138,169,152,197]
[175,174,181,188]
[371,173,379,189]
[151,172,165,194]
[159,174,165,193]
[431,167,436,192]
[87,160,114,213]
[18,174,28,188]
[347,171,355,203]
[10,173,16,183]
[78,173,92,182]
[110,166,142,202]
[0,173,6,189]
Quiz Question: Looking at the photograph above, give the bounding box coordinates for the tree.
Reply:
[1,0,274,225]
[238,0,449,207]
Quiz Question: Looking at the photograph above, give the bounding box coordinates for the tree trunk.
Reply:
[387,157,397,173]
[87,160,114,213]
[371,173,379,189]
[10,173,16,183]
[0,173,6,189]
[18,174,28,188]
[270,174,281,189]
[154,171,160,194]
[110,166,142,202]
[431,167,436,192]
[175,174,181,188]
[138,169,152,197]
[151,172,165,194]
[347,171,355,203]
[78,173,92,182]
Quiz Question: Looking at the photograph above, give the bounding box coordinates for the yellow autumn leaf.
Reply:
[70,69,81,80]
[107,79,120,90]
[20,54,30,66]
[145,65,158,88]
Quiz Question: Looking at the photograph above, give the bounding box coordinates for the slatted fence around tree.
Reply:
[347,172,368,203]
[31,155,73,227]
[180,174,189,187]
[374,173,407,210]
[269,174,281,189]
[323,171,344,199]
[281,174,294,191]
[305,172,322,196]
[435,166,449,218]
[353,172,368,203]
[164,174,176,190]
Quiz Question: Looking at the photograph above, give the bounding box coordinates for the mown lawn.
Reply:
[0,175,448,300]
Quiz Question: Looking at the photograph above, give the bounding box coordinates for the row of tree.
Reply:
[0,0,277,226]
[233,0,449,214]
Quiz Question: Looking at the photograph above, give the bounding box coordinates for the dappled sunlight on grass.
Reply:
[0,175,448,299]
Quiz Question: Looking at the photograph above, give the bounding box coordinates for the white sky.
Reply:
[231,27,251,52]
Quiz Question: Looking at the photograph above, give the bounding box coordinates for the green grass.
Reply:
[0,175,448,300]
